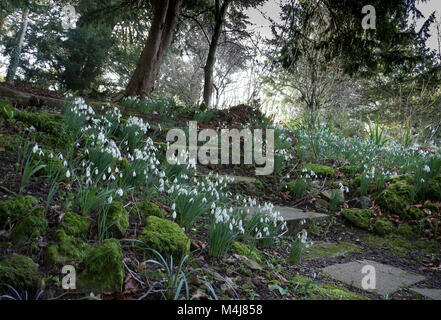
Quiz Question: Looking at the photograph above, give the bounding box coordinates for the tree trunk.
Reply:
[6,7,29,82]
[125,0,182,99]
[203,0,229,108]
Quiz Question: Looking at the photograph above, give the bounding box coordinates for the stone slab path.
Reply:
[322,260,425,296]
[244,206,328,233]
[410,288,441,300]
[303,241,361,260]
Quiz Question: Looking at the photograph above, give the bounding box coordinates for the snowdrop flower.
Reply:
[66,170,71,178]
[116,189,123,197]
[32,144,39,154]
[108,196,113,204]
[423,165,430,173]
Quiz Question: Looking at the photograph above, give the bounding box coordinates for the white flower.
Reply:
[116,189,123,197]
[108,196,113,204]
[66,170,71,178]
[32,144,39,154]
[423,165,430,173]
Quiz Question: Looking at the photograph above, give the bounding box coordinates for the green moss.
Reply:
[362,233,421,257]
[0,195,37,227]
[373,219,395,236]
[77,239,124,293]
[427,175,441,201]
[387,174,414,185]
[230,241,261,261]
[424,202,440,213]
[290,275,369,300]
[14,111,71,148]
[99,201,129,238]
[0,134,22,154]
[303,241,361,260]
[46,229,91,265]
[137,216,190,259]
[300,164,335,177]
[339,165,359,177]
[136,200,165,220]
[405,208,426,220]
[375,182,413,217]
[341,209,374,229]
[397,223,419,239]
[0,254,42,293]
[62,211,91,239]
[11,206,48,243]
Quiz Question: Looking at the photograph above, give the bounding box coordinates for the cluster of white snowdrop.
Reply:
[126,116,150,134]
[212,207,245,234]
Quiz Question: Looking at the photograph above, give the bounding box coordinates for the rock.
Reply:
[375,181,413,217]
[230,241,261,261]
[77,239,124,293]
[303,241,361,260]
[137,216,190,259]
[322,259,425,295]
[46,229,91,265]
[373,219,396,235]
[341,209,374,230]
[315,199,329,212]
[320,189,345,203]
[136,200,166,220]
[0,254,42,293]
[62,211,91,239]
[242,258,263,271]
[410,287,441,300]
[244,205,328,233]
[348,196,372,209]
[11,206,48,243]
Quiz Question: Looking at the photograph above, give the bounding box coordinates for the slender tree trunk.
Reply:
[6,7,29,82]
[203,0,229,108]
[125,0,182,99]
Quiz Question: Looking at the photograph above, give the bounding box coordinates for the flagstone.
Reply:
[322,260,425,296]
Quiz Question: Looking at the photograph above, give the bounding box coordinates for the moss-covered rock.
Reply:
[387,174,414,185]
[46,229,91,265]
[427,175,441,201]
[0,195,37,227]
[62,211,91,239]
[373,219,395,235]
[424,202,440,213]
[341,209,374,229]
[137,216,190,259]
[300,164,335,177]
[0,254,42,293]
[77,239,124,293]
[290,275,369,300]
[230,241,261,261]
[136,200,165,220]
[303,241,361,260]
[98,201,129,238]
[375,182,413,217]
[11,206,48,242]
[405,207,426,221]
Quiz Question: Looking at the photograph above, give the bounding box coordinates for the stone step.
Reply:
[410,287,441,300]
[322,259,425,296]
[242,206,328,233]
[303,241,361,260]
